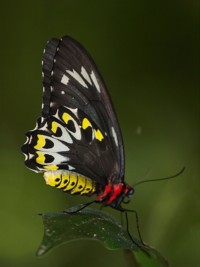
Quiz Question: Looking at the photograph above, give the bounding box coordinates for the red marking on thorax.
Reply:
[106,184,123,204]
[96,182,124,204]
[96,184,112,201]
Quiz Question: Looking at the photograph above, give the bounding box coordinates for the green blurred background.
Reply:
[0,1,199,267]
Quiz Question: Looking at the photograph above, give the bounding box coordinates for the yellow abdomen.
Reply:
[44,170,96,195]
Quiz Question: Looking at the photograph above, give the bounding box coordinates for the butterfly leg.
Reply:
[63,200,97,214]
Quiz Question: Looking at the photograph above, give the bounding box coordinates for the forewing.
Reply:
[22,36,125,184]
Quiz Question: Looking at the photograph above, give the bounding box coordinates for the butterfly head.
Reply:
[121,184,134,204]
[114,183,135,208]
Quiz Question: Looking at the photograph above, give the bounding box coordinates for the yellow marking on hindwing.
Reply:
[62,112,72,124]
[82,118,92,130]
[94,129,104,141]
[44,165,58,171]
[82,118,104,142]
[51,121,58,133]
[34,134,46,149]
[36,151,45,164]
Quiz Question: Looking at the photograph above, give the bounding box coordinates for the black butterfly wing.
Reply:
[22,36,125,186]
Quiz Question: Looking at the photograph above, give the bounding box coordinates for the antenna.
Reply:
[134,166,186,187]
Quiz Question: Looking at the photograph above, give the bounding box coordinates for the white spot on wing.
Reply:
[81,67,92,85]
[90,71,100,92]
[52,122,73,144]
[37,136,69,152]
[111,127,118,146]
[40,152,69,165]
[66,107,78,117]
[54,110,60,120]
[61,74,69,85]
[68,165,75,170]
[30,122,39,131]
[68,118,81,140]
[35,166,43,172]
[23,153,28,161]
[61,90,65,95]
[28,136,33,144]
[28,153,34,159]
[67,69,88,88]
[24,136,29,145]
[39,122,48,130]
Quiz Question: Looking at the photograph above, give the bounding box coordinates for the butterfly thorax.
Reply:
[96,180,134,208]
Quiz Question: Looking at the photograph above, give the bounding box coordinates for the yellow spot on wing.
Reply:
[82,118,92,130]
[36,152,45,164]
[94,129,104,141]
[34,134,45,149]
[62,113,72,124]
[51,121,58,133]
[44,165,58,171]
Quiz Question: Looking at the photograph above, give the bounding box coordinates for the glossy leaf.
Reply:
[37,206,168,267]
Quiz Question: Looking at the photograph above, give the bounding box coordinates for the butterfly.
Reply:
[21,35,134,210]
